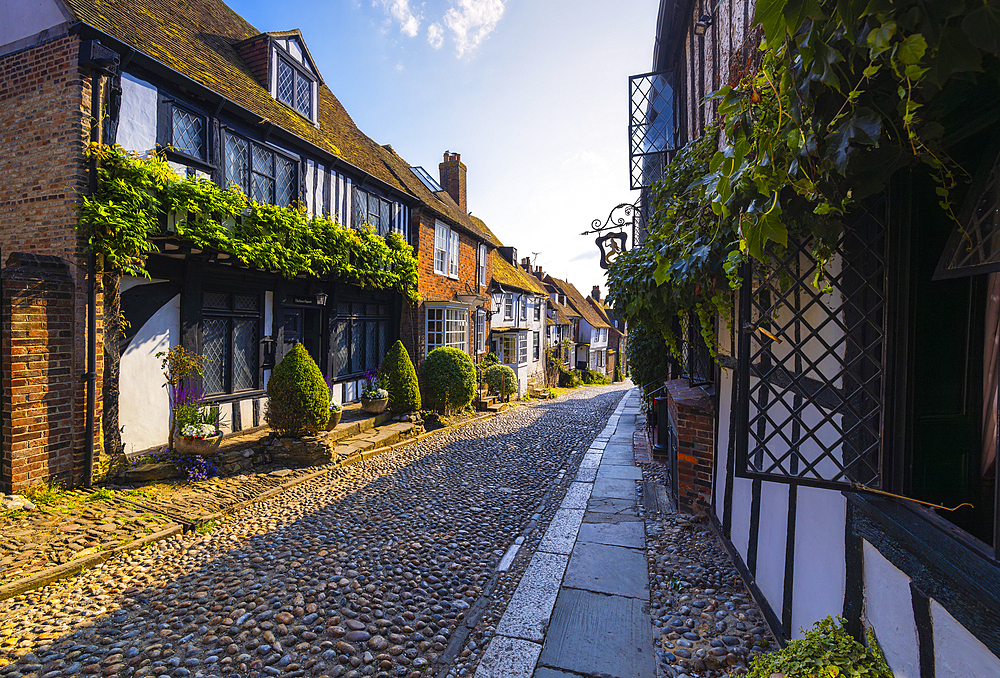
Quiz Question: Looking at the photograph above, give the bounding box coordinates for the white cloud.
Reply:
[427,22,444,49]
[374,0,422,37]
[442,0,505,57]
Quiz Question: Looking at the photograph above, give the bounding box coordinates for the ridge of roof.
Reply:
[469,216,503,248]
[544,275,610,329]
[492,256,547,295]
[62,0,405,194]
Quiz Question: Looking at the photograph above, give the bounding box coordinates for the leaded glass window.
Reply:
[352,188,394,236]
[201,291,263,396]
[224,131,297,207]
[275,55,312,119]
[172,107,205,159]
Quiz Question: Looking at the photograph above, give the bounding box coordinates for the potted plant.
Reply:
[360,369,389,413]
[175,422,224,457]
[326,377,344,430]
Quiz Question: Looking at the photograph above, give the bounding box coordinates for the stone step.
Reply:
[485,403,503,413]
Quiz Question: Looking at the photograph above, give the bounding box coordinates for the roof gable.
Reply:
[544,275,610,329]
[492,256,547,295]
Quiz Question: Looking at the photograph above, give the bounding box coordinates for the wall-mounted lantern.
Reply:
[694,14,713,36]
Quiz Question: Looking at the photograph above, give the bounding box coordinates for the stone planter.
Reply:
[326,409,343,430]
[174,432,223,457]
[360,397,388,414]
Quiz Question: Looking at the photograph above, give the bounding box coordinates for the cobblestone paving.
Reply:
[0,384,630,678]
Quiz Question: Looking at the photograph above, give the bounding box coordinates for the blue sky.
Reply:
[227,0,660,296]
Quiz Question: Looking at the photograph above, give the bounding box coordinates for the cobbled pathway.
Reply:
[0,384,630,678]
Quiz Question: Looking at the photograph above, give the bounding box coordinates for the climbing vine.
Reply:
[609,0,1000,358]
[78,144,420,304]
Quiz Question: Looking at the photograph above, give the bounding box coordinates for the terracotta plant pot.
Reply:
[326,409,343,430]
[174,432,223,457]
[360,397,388,414]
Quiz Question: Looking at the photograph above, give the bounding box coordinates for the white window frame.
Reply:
[518,333,528,364]
[449,230,460,278]
[434,222,449,275]
[504,294,513,320]
[475,310,487,353]
[520,294,527,321]
[533,298,541,321]
[478,244,488,287]
[426,305,467,355]
[533,331,540,361]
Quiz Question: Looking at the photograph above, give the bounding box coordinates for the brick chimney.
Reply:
[439,151,467,212]
[592,286,601,302]
[521,257,532,272]
[534,265,544,278]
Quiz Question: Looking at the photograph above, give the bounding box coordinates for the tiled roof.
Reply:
[545,275,610,329]
[548,300,572,325]
[64,0,407,194]
[469,216,503,248]
[492,256,547,295]
[588,297,627,335]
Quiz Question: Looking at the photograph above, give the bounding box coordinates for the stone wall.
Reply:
[666,379,714,511]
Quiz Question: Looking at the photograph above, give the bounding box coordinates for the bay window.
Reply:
[426,306,467,354]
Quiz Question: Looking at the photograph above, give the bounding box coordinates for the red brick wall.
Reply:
[236,36,270,89]
[1,254,78,492]
[666,379,715,511]
[0,33,105,488]
[402,210,493,371]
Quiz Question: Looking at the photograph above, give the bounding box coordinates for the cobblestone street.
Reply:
[0,386,632,678]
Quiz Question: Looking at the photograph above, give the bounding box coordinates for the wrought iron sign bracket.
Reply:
[583,199,640,269]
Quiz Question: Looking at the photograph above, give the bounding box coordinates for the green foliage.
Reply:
[265,343,330,436]
[627,323,674,394]
[86,488,115,502]
[748,616,892,678]
[608,1,1000,356]
[484,364,518,397]
[558,365,581,387]
[79,145,420,304]
[378,340,421,413]
[580,368,611,385]
[422,347,477,413]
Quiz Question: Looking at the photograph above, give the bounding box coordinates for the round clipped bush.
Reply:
[484,364,517,398]
[378,340,421,413]
[265,343,330,436]
[422,346,476,413]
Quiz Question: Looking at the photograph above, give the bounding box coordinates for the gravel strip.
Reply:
[0,385,628,678]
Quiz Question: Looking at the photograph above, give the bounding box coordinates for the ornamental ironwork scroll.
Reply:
[583,200,642,269]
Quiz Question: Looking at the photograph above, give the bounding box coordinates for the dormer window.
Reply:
[268,35,319,123]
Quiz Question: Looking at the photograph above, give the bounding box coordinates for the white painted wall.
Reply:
[931,599,1000,677]
[117,73,158,155]
[755,481,789,613]
[0,0,67,52]
[120,281,179,454]
[790,487,846,637]
[862,540,920,677]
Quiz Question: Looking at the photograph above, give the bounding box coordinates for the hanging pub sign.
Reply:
[582,199,641,269]
[596,232,628,269]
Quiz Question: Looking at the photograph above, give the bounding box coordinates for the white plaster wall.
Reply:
[862,540,920,678]
[117,73,158,155]
[930,599,1000,677]
[120,290,180,454]
[755,481,789,613]
[790,486,846,637]
[731,476,753,561]
[0,0,67,51]
[239,399,253,430]
[714,365,733,520]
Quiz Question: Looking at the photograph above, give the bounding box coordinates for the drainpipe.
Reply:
[79,40,120,487]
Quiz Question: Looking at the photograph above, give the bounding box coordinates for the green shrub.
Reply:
[558,366,580,387]
[265,343,330,436]
[748,616,892,678]
[378,340,421,413]
[484,364,518,398]
[422,347,477,413]
[627,323,673,394]
[581,367,611,385]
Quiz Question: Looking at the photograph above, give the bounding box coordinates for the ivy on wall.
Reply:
[609,0,1000,358]
[78,144,420,304]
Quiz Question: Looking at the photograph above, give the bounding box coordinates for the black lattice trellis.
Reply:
[736,201,888,489]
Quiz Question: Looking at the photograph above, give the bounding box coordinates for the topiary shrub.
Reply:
[378,340,421,413]
[422,347,476,413]
[484,364,518,399]
[265,343,330,436]
[747,616,892,678]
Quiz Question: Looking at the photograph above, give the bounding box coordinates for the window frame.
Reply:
[329,299,393,381]
[200,289,265,400]
[520,294,528,321]
[353,188,395,236]
[426,305,468,355]
[479,244,488,287]
[534,298,542,321]
[222,129,299,208]
[449,230,460,278]
[504,294,514,320]
[157,95,215,172]
[273,45,316,122]
[533,331,540,361]
[475,310,487,354]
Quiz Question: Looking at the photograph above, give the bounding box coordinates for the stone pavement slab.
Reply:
[598,464,644,480]
[563,541,649,598]
[577,520,646,548]
[586,496,637,515]
[476,635,543,678]
[538,508,585,555]
[575,466,598,482]
[532,669,579,678]
[538,588,654,678]
[593,476,637,499]
[560,482,593,510]
[495,551,570,642]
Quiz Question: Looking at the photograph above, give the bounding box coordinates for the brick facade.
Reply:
[401,210,493,371]
[666,379,714,511]
[1,254,78,493]
[0,32,105,489]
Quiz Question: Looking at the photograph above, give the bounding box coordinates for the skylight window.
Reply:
[410,166,443,192]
